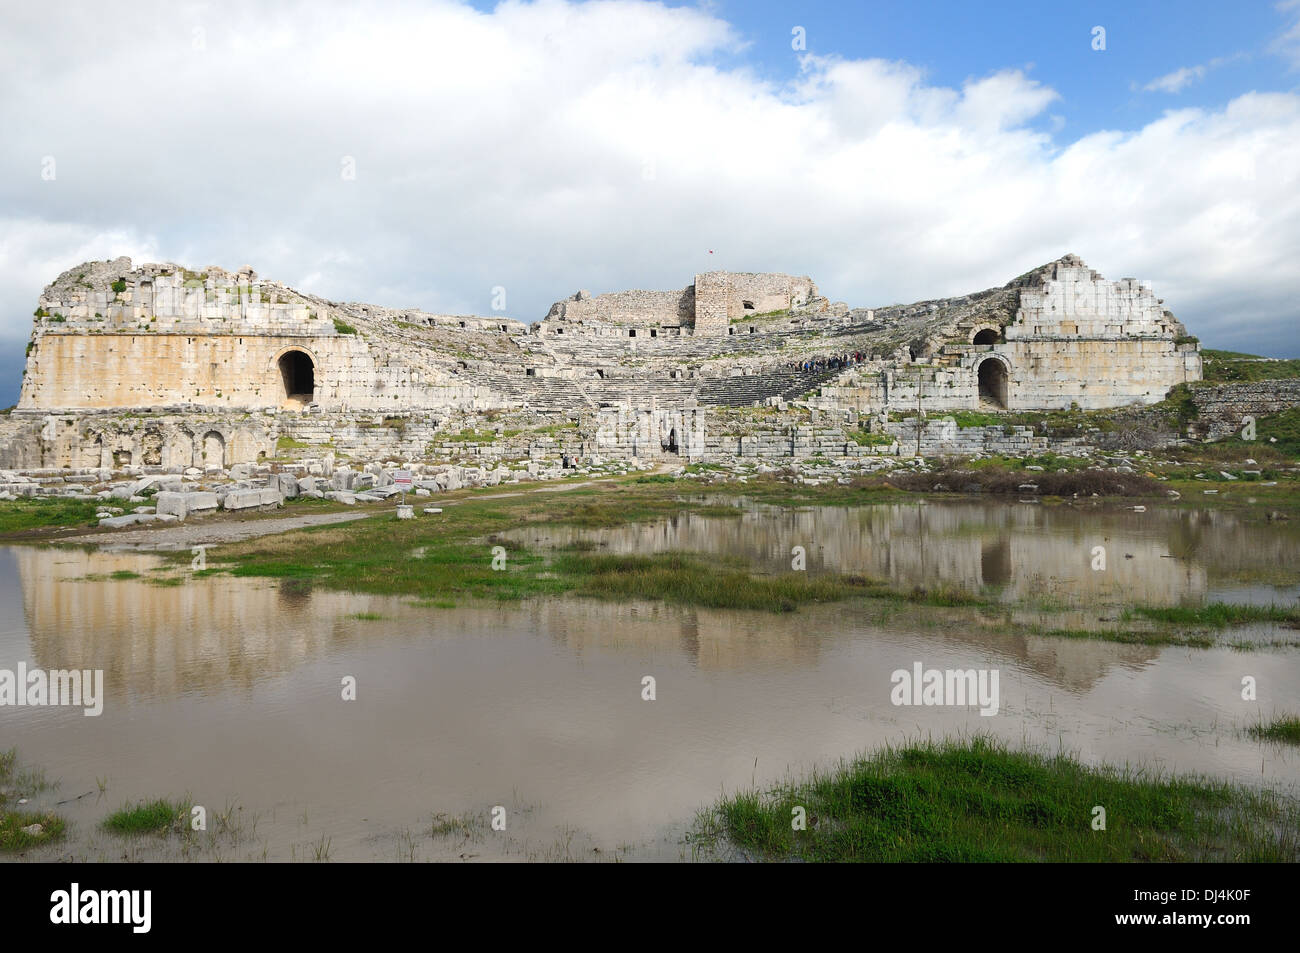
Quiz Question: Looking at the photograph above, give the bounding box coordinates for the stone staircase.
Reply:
[695,363,856,407]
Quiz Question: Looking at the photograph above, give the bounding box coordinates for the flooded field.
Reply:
[3,501,1299,861]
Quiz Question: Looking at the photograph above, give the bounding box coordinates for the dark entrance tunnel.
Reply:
[977,358,1008,408]
[279,350,315,402]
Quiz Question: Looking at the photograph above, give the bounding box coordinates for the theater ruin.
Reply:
[2,254,1204,471]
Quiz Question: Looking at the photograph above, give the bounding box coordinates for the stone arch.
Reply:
[976,355,1010,409]
[164,429,195,469]
[230,428,269,465]
[141,429,164,467]
[202,430,226,467]
[972,327,999,345]
[273,346,318,408]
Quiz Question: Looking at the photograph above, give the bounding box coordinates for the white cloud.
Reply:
[1143,65,1208,93]
[1271,0,1300,68]
[0,0,1297,394]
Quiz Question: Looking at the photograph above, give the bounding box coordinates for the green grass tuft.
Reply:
[102,799,188,835]
[697,736,1300,862]
[1249,716,1300,745]
[1123,603,1300,628]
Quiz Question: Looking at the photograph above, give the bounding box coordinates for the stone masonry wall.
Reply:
[544,288,694,327]
[1188,380,1300,440]
[18,332,502,413]
[693,272,819,336]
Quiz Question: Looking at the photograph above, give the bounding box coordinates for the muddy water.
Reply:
[2,502,1299,862]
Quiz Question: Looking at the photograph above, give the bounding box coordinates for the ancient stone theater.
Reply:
[2,254,1202,469]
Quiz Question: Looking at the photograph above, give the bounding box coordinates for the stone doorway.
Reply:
[977,358,1008,408]
[278,350,315,406]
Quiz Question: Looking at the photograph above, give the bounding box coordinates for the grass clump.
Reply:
[1041,627,1214,649]
[102,799,189,835]
[332,318,358,335]
[441,429,497,443]
[696,736,1300,862]
[0,749,65,851]
[0,811,65,851]
[1249,716,1300,745]
[1123,602,1300,628]
[848,429,894,447]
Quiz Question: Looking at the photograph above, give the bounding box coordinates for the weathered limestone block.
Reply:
[275,473,300,498]
[98,513,156,528]
[222,487,282,510]
[155,491,219,520]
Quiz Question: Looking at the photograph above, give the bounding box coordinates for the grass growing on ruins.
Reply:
[1249,716,1300,745]
[440,428,498,443]
[102,799,190,835]
[693,736,1300,862]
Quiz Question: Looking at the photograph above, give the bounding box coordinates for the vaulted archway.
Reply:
[977,357,1009,408]
[277,348,316,407]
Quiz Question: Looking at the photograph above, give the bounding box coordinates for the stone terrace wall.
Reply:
[1189,380,1300,440]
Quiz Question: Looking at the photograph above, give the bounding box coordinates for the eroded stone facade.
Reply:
[7,254,1205,468]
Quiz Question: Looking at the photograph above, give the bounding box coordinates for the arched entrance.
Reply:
[278,349,316,406]
[202,431,225,467]
[977,358,1009,408]
[972,328,998,345]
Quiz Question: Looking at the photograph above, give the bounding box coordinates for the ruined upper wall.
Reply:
[694,272,819,336]
[1007,254,1188,341]
[543,287,695,327]
[33,257,342,336]
[540,271,819,335]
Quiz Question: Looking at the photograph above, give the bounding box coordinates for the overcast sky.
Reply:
[2,0,1298,404]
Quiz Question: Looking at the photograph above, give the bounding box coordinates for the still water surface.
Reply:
[3,501,1298,860]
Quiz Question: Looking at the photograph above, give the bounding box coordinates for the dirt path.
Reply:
[50,471,660,551]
